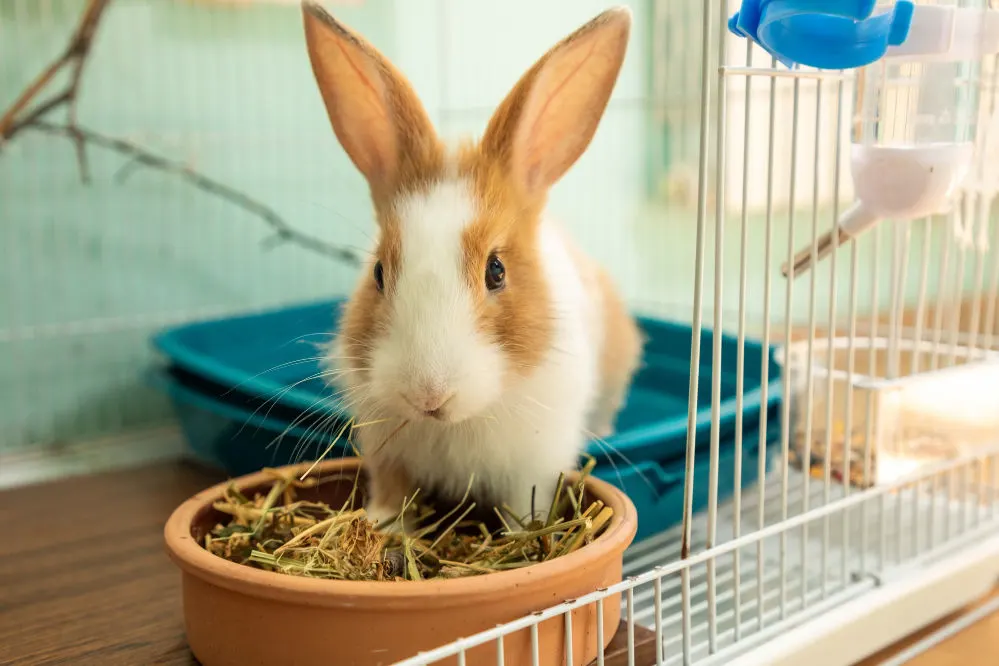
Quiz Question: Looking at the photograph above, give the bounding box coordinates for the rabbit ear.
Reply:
[302,2,440,196]
[480,7,631,196]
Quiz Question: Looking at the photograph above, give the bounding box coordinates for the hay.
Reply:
[203,458,612,581]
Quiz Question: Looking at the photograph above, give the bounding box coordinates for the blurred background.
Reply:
[1,0,988,484]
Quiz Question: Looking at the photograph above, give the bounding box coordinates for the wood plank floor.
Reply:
[2,461,997,665]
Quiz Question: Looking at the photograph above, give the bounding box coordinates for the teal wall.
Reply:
[1,0,992,456]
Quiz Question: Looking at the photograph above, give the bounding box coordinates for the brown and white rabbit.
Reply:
[302,1,643,527]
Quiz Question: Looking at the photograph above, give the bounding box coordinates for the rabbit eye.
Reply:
[373,261,385,292]
[485,255,505,291]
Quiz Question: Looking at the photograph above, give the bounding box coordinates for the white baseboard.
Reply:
[0,427,189,490]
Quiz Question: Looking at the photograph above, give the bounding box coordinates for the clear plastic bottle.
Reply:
[786,0,999,276]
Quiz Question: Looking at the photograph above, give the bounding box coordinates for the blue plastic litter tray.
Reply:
[150,368,352,477]
[154,367,779,540]
[152,300,782,467]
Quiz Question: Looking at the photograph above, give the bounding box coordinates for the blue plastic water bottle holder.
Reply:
[729,0,914,70]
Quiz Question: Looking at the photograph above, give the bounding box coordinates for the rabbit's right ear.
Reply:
[302,2,440,196]
[480,8,630,198]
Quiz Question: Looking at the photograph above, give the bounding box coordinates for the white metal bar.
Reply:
[911,218,933,375]
[930,465,940,551]
[779,71,803,621]
[732,36,754,645]
[890,224,909,566]
[706,0,728,651]
[799,74,825,608]
[992,453,998,524]
[982,196,999,353]
[822,71,845,600]
[946,196,971,368]
[496,635,504,666]
[983,210,999,352]
[966,55,999,357]
[880,492,888,572]
[888,224,908,381]
[861,226,881,575]
[960,464,969,536]
[681,0,715,660]
[564,611,573,666]
[720,65,850,81]
[973,460,983,531]
[628,587,636,666]
[966,199,989,355]
[531,623,539,666]
[896,482,907,564]
[655,576,664,665]
[842,234,859,584]
[756,53,779,635]
[931,213,955,371]
[947,469,956,543]
[596,598,605,666]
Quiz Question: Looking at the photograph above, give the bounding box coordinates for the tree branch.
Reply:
[0,0,110,153]
[0,0,363,268]
[28,120,362,267]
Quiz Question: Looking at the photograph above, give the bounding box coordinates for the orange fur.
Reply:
[456,143,553,375]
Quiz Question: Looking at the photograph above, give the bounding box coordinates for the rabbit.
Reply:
[302,1,643,529]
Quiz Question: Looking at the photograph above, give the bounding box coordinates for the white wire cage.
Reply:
[4,0,999,664]
[396,0,999,664]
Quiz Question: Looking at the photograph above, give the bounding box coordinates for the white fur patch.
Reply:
[367,178,504,422]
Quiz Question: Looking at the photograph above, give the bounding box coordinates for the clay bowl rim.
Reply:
[164,457,638,610]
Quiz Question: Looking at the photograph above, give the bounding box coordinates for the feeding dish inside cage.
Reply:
[164,458,637,666]
[845,142,973,232]
[783,11,992,278]
[775,338,999,488]
[728,0,914,70]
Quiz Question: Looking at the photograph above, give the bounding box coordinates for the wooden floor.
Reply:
[1,461,998,665]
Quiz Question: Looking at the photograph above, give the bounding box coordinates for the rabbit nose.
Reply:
[402,389,455,416]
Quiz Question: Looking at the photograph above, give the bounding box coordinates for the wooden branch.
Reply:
[27,120,362,266]
[0,0,363,268]
[0,0,111,155]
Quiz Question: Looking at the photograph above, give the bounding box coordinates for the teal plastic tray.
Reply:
[152,300,782,467]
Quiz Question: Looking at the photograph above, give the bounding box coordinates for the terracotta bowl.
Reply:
[164,458,638,666]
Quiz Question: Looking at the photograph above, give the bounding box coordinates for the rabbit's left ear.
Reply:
[480,7,631,197]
